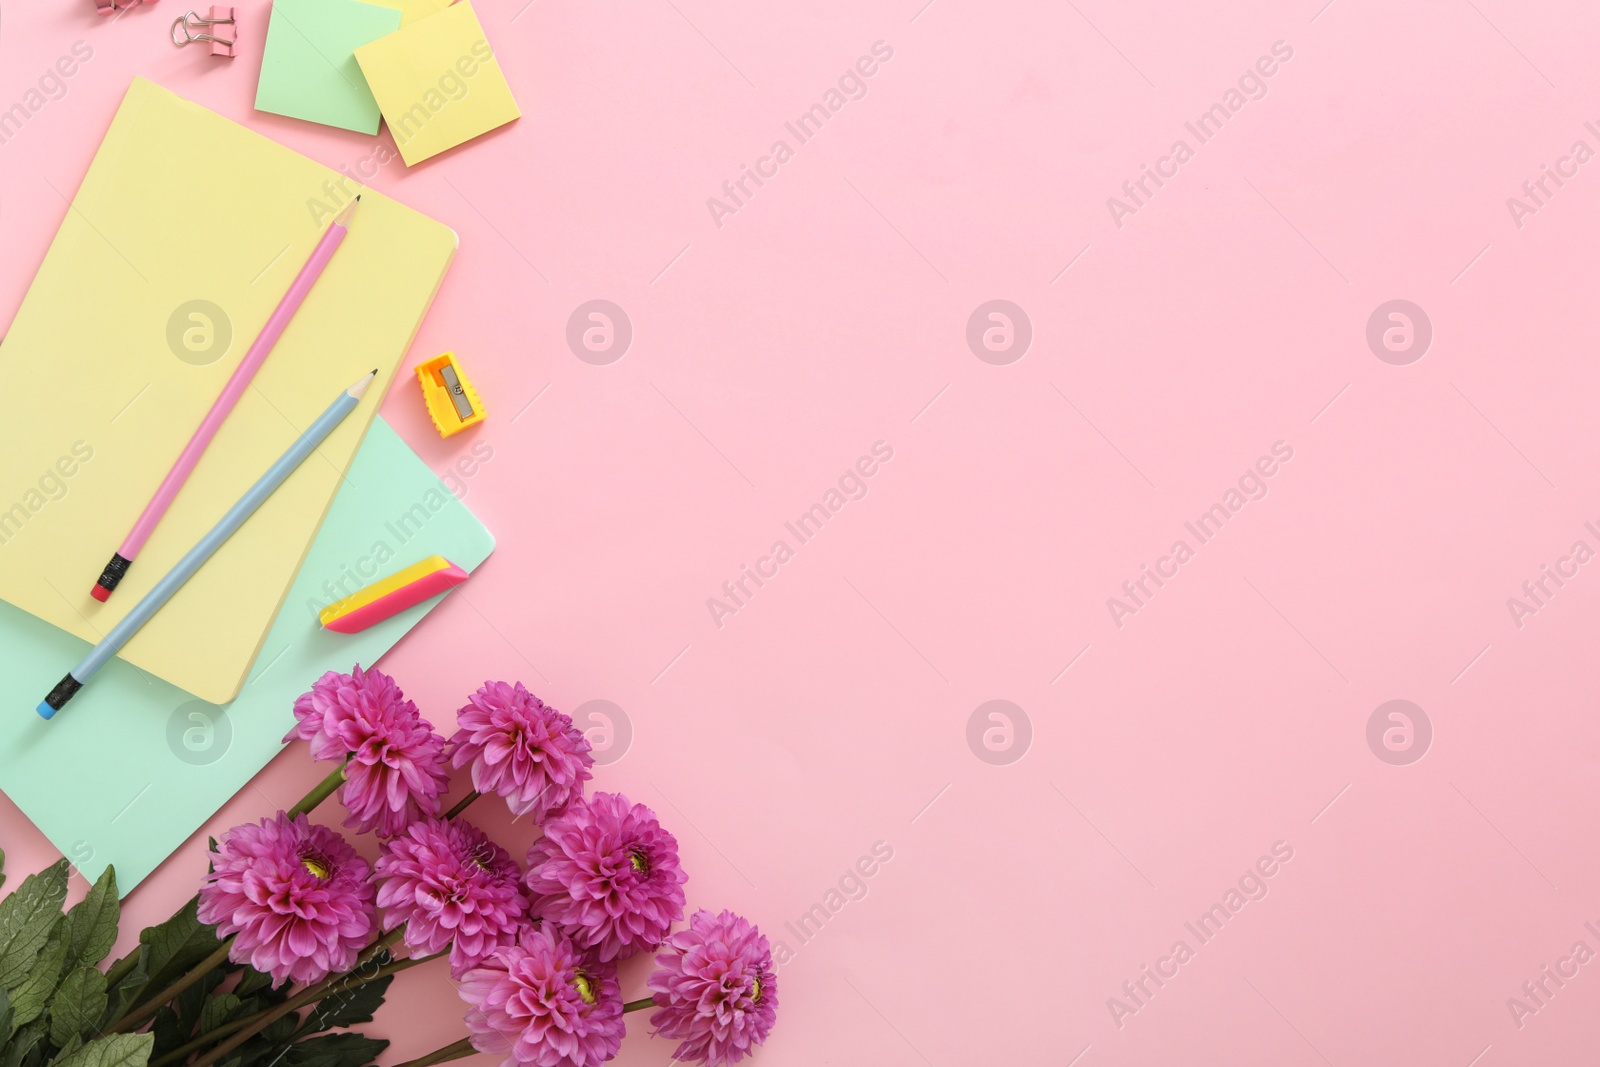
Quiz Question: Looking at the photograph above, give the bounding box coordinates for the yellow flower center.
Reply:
[628,848,650,876]
[750,978,762,1003]
[573,972,597,1005]
[301,857,330,879]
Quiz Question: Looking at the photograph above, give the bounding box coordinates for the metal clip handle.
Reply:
[171,9,234,47]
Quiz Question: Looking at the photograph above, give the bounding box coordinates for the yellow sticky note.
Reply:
[363,0,452,28]
[355,1,521,166]
[0,79,458,704]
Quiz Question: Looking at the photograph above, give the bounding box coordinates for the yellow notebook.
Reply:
[0,78,457,704]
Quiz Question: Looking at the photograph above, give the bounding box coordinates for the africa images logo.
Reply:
[706,42,895,228]
[1105,40,1294,228]
[1106,442,1294,628]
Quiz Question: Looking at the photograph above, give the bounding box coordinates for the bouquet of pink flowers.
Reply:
[0,668,776,1067]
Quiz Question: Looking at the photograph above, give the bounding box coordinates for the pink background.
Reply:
[5,0,1600,1063]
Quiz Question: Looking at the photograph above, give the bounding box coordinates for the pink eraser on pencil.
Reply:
[318,555,468,634]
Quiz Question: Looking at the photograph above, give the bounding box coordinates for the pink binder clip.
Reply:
[95,0,158,14]
[171,7,237,57]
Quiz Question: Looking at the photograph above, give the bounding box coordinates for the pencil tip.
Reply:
[333,197,360,227]
[348,371,379,399]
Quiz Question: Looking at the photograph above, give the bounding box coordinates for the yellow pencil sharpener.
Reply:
[416,352,486,437]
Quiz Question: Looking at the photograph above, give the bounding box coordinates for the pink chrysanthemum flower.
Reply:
[648,910,777,1066]
[375,817,529,978]
[449,682,593,823]
[458,924,623,1067]
[524,792,687,962]
[285,665,449,836]
[198,812,375,985]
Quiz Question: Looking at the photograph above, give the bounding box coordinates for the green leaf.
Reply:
[232,969,276,1000]
[228,976,288,1031]
[2,1020,46,1067]
[10,919,67,1027]
[222,1016,298,1067]
[51,1032,153,1067]
[259,1015,298,1048]
[197,993,242,1035]
[281,1034,387,1067]
[48,967,108,1048]
[0,861,68,993]
[137,901,219,993]
[0,986,14,1044]
[172,968,226,1041]
[63,868,118,970]
[297,975,391,1036]
[149,1007,184,1060]
[51,1035,85,1065]
[99,972,147,1032]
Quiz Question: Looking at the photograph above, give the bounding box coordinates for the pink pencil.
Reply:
[90,196,361,602]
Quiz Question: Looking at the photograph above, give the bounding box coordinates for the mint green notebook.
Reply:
[0,418,494,889]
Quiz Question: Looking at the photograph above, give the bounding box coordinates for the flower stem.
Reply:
[105,940,234,1033]
[358,924,408,966]
[390,1037,476,1067]
[103,950,141,989]
[622,997,654,1014]
[184,950,440,1067]
[444,791,481,819]
[288,759,350,817]
[148,949,434,1067]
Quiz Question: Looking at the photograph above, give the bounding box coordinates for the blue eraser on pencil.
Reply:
[36,701,56,720]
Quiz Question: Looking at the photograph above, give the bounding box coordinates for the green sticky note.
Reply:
[255,0,402,134]
[0,419,495,890]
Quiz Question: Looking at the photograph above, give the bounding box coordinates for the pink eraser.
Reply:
[318,556,469,634]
